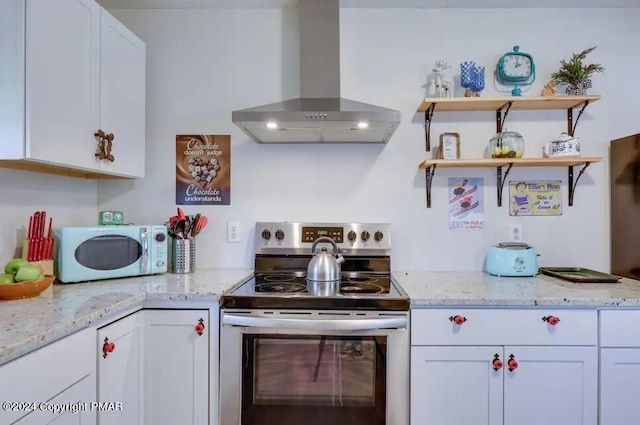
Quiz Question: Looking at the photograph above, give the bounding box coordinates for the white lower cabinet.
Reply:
[97,312,143,425]
[143,310,209,425]
[411,308,598,425]
[502,346,596,425]
[411,346,503,425]
[599,310,640,425]
[14,375,96,425]
[0,328,96,425]
[600,349,640,424]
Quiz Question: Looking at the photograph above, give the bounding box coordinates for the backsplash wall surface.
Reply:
[99,7,640,271]
[0,169,98,263]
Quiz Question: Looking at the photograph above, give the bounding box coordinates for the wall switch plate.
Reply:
[509,223,523,242]
[227,222,241,243]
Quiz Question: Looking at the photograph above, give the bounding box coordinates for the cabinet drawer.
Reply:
[411,309,597,346]
[600,310,640,347]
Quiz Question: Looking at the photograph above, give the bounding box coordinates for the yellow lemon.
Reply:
[515,150,523,158]
[501,146,510,155]
[493,147,501,157]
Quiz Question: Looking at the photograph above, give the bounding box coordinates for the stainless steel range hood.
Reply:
[231,0,401,143]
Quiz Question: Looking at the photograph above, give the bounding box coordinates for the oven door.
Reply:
[220,310,409,425]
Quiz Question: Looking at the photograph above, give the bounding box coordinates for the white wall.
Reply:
[0,169,98,263]
[99,7,640,271]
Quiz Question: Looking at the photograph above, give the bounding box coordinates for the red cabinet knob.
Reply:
[449,315,467,325]
[195,318,205,335]
[507,354,518,371]
[542,315,560,326]
[102,338,116,358]
[492,354,503,371]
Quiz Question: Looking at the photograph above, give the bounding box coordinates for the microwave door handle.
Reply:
[140,227,149,274]
[222,314,408,331]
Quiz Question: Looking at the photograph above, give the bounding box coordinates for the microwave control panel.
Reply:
[150,226,168,273]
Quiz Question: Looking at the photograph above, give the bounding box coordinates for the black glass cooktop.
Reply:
[221,272,409,311]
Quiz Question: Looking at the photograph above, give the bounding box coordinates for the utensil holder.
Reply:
[169,238,196,274]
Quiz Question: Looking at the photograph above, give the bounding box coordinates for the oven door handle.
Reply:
[222,314,407,331]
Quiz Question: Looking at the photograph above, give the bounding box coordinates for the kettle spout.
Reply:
[336,254,345,265]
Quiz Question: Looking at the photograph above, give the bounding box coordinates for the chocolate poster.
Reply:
[176,135,230,205]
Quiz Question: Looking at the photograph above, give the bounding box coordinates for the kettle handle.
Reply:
[311,236,339,255]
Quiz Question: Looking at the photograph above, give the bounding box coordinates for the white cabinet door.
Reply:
[97,312,143,425]
[14,374,97,425]
[411,346,503,425]
[143,310,209,425]
[25,0,100,170]
[600,348,640,425]
[98,8,146,178]
[503,346,597,425]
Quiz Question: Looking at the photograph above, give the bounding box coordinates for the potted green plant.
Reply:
[551,46,605,95]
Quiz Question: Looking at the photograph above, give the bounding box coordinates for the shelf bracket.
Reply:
[496,163,513,207]
[424,165,437,208]
[567,100,590,136]
[424,103,436,151]
[568,162,591,206]
[496,101,513,133]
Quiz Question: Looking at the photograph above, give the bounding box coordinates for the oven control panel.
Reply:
[301,226,343,243]
[254,222,391,254]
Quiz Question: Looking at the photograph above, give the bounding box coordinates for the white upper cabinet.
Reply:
[26,0,101,171]
[0,0,145,179]
[98,8,146,178]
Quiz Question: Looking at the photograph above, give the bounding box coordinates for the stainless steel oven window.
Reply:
[244,334,385,421]
[220,310,409,425]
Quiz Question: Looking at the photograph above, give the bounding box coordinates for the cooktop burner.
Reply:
[341,283,384,294]
[255,282,307,293]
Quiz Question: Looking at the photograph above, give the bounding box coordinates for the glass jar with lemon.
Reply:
[489,129,524,159]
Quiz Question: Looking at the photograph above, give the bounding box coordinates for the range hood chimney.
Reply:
[231,0,401,144]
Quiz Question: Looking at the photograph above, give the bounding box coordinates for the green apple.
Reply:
[14,264,43,282]
[0,273,15,284]
[4,258,30,275]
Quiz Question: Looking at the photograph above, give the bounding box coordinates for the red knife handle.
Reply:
[34,239,40,261]
[47,238,54,260]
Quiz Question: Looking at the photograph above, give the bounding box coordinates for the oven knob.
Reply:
[275,229,285,240]
[361,231,370,242]
[261,229,272,240]
[374,231,384,242]
[156,260,165,267]
[155,233,166,242]
[347,230,357,242]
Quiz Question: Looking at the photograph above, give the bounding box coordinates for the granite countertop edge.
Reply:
[0,269,253,366]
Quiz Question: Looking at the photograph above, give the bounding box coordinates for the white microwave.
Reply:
[56,225,168,283]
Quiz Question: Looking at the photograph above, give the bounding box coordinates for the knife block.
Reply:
[21,239,54,276]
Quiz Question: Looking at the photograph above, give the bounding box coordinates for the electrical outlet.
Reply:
[227,222,241,243]
[509,223,523,242]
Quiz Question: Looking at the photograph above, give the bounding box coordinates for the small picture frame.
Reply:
[438,132,460,159]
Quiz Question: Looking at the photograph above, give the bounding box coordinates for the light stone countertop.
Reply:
[4,269,640,367]
[394,271,640,307]
[0,269,252,366]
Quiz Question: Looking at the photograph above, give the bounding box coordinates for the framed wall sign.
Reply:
[438,132,460,159]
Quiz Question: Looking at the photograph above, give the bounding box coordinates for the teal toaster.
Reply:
[486,242,538,277]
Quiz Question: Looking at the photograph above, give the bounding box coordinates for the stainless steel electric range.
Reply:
[220,222,410,425]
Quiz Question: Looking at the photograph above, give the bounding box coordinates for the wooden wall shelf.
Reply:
[417,95,601,113]
[418,95,600,151]
[419,157,602,208]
